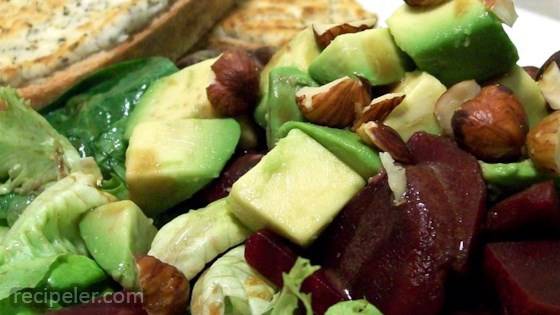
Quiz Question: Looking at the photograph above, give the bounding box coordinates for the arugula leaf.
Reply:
[44,58,178,198]
[269,258,319,315]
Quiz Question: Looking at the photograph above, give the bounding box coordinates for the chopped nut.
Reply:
[434,80,481,136]
[296,77,370,128]
[357,121,414,164]
[452,85,528,162]
[353,93,405,130]
[379,152,407,205]
[523,66,540,80]
[537,51,560,110]
[313,18,377,49]
[484,0,518,27]
[207,49,261,117]
[136,255,190,315]
[527,111,560,175]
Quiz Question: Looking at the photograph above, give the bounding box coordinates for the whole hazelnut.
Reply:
[452,85,528,162]
[526,111,560,174]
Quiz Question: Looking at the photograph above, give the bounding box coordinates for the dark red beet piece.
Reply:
[484,241,560,315]
[486,180,560,237]
[197,152,263,204]
[245,230,347,314]
[407,132,487,273]
[46,292,147,315]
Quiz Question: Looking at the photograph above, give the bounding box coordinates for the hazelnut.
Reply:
[136,255,190,315]
[207,49,261,117]
[404,0,447,7]
[526,111,560,174]
[353,93,405,130]
[483,0,518,26]
[357,121,414,164]
[452,85,528,162]
[313,18,377,49]
[523,66,540,80]
[537,51,560,110]
[296,76,370,128]
[434,80,481,136]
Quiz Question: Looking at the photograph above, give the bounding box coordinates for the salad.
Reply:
[1,0,560,314]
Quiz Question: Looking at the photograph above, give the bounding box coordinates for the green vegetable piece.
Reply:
[480,159,549,188]
[191,246,277,315]
[278,121,381,179]
[125,57,220,139]
[269,257,319,315]
[387,0,518,85]
[325,300,383,315]
[44,255,107,292]
[0,226,8,243]
[45,58,178,197]
[0,295,42,315]
[2,172,114,263]
[384,71,446,141]
[496,66,548,127]
[308,28,410,85]
[0,256,61,300]
[126,118,241,215]
[149,198,250,280]
[257,67,317,147]
[229,129,365,247]
[80,200,157,289]
[0,87,94,219]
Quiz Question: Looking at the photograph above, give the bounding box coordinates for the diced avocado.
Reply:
[260,67,318,147]
[496,66,548,127]
[79,200,157,289]
[278,121,381,179]
[388,0,518,85]
[259,27,321,98]
[326,300,383,315]
[43,255,107,292]
[126,119,240,215]
[308,28,410,85]
[385,71,446,140]
[480,160,550,188]
[124,58,220,139]
[228,129,365,247]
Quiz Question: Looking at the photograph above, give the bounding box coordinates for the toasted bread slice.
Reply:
[12,0,235,109]
[206,0,374,50]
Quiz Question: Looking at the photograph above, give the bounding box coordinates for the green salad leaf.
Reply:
[191,246,277,315]
[43,58,178,199]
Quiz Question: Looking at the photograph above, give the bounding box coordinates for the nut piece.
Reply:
[452,85,528,162]
[379,152,407,205]
[484,0,518,26]
[353,93,405,130]
[434,80,481,136]
[313,18,377,49]
[527,111,560,174]
[357,121,414,164]
[404,0,447,7]
[523,66,540,80]
[537,51,560,110]
[207,49,261,117]
[296,76,370,128]
[136,255,190,315]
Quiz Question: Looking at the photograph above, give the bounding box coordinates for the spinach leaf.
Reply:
[44,58,178,198]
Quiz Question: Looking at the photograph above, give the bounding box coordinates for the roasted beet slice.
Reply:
[486,180,560,237]
[407,132,487,273]
[245,230,346,314]
[45,292,147,315]
[484,241,560,315]
[312,171,453,315]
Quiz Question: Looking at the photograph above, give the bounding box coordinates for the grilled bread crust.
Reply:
[16,0,235,109]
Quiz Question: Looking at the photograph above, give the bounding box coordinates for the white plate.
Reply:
[357,0,560,66]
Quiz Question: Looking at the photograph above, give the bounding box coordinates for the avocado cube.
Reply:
[79,200,157,289]
[385,71,447,141]
[126,119,240,215]
[228,129,365,247]
[388,0,518,85]
[309,28,410,85]
[125,58,220,139]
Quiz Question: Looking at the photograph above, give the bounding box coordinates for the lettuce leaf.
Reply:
[44,58,178,199]
[149,198,250,280]
[191,246,277,315]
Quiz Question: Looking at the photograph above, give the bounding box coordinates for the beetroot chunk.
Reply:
[486,180,560,237]
[484,241,560,315]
